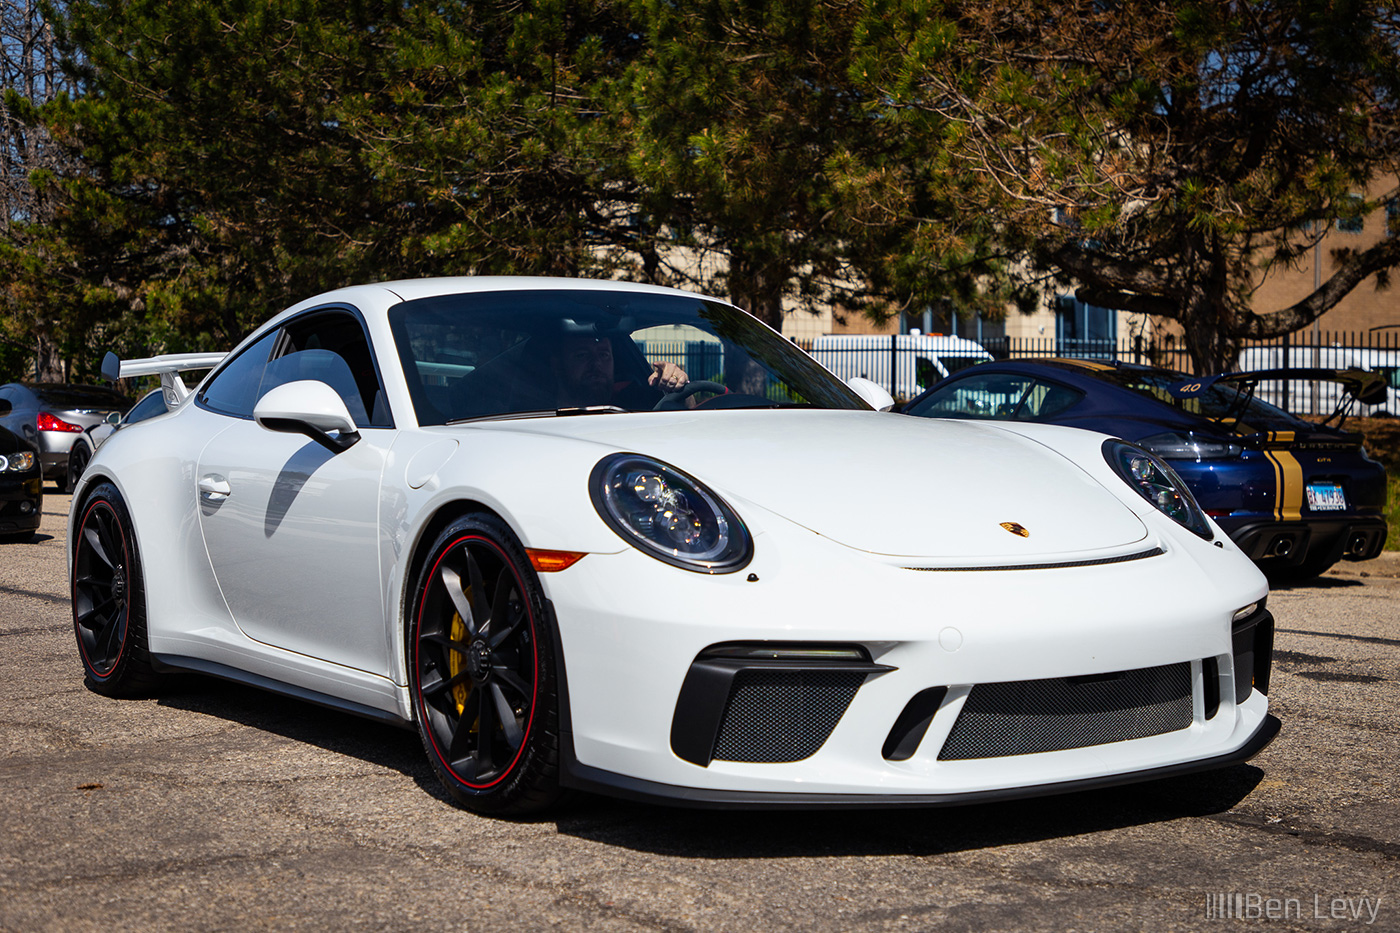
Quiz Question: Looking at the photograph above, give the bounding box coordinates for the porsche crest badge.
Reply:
[1000,522,1030,538]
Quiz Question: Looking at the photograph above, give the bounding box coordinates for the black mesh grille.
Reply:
[711,670,864,763]
[937,662,1193,761]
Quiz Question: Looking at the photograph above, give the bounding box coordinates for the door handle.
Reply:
[199,474,231,502]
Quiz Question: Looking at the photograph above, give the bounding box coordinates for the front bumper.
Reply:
[561,714,1281,809]
[0,476,43,533]
[543,518,1274,805]
[38,450,69,480]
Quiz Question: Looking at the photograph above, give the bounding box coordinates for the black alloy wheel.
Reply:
[72,483,159,696]
[65,442,91,493]
[409,513,563,814]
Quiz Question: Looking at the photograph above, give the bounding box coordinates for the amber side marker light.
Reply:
[526,549,587,573]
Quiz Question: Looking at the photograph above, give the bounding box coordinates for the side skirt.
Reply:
[150,653,414,730]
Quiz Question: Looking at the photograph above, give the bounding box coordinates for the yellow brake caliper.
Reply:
[447,607,473,719]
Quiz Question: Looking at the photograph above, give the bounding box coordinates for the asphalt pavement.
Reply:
[1,493,1396,932]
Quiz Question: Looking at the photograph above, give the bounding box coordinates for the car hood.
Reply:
[494,410,1150,561]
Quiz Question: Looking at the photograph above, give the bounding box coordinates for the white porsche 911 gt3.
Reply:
[69,277,1278,814]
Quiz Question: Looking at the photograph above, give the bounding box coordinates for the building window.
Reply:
[1387,199,1399,237]
[1055,296,1117,359]
[1337,194,1365,234]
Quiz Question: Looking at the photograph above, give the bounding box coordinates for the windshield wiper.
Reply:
[446,409,557,425]
[446,405,629,425]
[555,405,628,416]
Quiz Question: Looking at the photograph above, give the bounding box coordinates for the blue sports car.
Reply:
[902,358,1388,580]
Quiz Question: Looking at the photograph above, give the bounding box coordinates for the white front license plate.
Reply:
[1305,483,1347,511]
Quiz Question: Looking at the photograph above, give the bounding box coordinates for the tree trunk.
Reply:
[1169,239,1239,376]
[33,323,63,383]
[726,244,786,332]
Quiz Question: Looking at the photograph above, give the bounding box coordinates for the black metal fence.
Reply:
[982,331,1400,378]
[794,330,1400,413]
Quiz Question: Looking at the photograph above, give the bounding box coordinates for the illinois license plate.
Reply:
[1305,482,1347,511]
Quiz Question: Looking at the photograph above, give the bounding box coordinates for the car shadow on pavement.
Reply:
[0,532,54,544]
[1268,575,1364,591]
[155,676,435,782]
[551,766,1267,857]
[153,675,1267,854]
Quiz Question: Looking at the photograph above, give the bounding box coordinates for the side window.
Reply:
[124,390,168,425]
[269,311,392,428]
[199,331,279,418]
[906,373,1033,419]
[1020,382,1083,420]
[914,357,940,390]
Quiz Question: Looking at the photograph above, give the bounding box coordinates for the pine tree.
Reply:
[854,0,1400,372]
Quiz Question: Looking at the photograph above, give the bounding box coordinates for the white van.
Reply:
[1236,345,1400,416]
[808,333,993,400]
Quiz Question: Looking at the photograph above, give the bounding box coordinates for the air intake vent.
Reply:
[711,670,864,763]
[938,662,1193,760]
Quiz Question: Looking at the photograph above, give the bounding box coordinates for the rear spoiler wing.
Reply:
[1169,367,1388,429]
[1170,367,1389,405]
[101,351,227,408]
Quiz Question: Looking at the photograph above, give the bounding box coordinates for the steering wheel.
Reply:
[653,380,729,410]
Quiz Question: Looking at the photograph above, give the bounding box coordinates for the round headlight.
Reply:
[1103,439,1213,540]
[0,454,8,471]
[590,453,752,573]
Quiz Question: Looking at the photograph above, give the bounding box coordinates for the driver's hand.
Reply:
[649,361,689,392]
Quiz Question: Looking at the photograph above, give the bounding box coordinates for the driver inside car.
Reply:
[551,335,690,409]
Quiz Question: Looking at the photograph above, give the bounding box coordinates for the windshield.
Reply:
[1090,368,1302,432]
[389,288,867,424]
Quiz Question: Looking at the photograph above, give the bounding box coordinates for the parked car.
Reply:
[71,278,1276,815]
[902,358,1388,580]
[0,383,133,492]
[808,333,993,400]
[66,389,169,491]
[0,397,43,540]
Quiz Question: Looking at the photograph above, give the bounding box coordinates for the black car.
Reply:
[0,396,43,540]
[902,358,1388,579]
[0,383,133,491]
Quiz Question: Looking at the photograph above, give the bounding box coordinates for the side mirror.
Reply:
[105,410,123,426]
[847,376,895,412]
[253,380,361,452]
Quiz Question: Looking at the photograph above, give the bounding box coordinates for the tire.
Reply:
[407,513,564,815]
[72,483,161,696]
[65,442,91,493]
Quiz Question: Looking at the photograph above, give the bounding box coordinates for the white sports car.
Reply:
[69,277,1278,814]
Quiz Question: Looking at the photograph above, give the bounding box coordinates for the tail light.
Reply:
[37,412,84,433]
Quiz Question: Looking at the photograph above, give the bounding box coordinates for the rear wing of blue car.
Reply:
[1169,367,1389,406]
[1169,367,1389,429]
[101,351,227,409]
